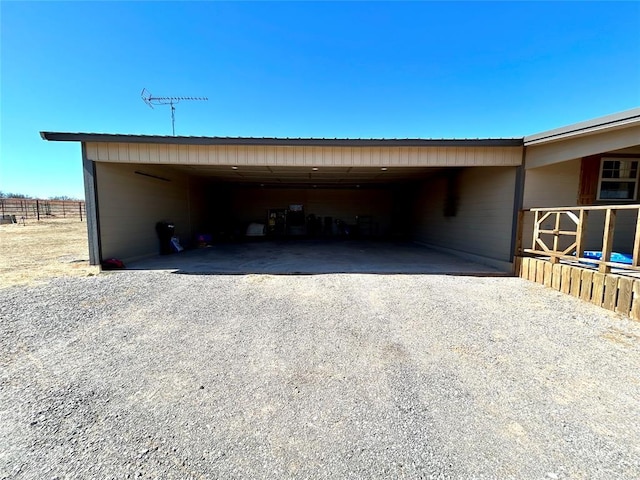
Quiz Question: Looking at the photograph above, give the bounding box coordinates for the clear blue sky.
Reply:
[1,1,639,199]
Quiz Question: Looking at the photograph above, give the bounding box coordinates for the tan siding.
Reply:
[523,159,580,209]
[86,143,98,160]
[413,167,517,263]
[85,142,523,167]
[96,163,191,262]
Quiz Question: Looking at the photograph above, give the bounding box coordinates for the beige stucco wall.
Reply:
[96,163,192,262]
[85,142,523,168]
[413,167,517,268]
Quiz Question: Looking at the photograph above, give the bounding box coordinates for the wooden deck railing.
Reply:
[517,204,640,274]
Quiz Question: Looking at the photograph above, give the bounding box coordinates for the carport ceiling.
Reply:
[170,165,445,185]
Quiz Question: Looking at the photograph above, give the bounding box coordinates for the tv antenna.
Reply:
[141,88,208,136]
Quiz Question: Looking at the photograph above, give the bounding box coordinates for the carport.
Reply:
[40,133,524,272]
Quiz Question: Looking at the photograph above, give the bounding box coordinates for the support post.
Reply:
[576,210,588,259]
[633,209,640,267]
[532,211,540,250]
[600,208,616,273]
[82,144,101,265]
[36,200,40,221]
[515,210,524,256]
[550,211,561,264]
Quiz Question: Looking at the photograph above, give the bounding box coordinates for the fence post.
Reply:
[36,200,40,221]
[79,202,83,222]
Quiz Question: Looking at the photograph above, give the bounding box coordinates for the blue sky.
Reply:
[1,1,639,199]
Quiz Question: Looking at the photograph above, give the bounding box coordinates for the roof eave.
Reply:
[524,107,640,146]
[39,131,523,148]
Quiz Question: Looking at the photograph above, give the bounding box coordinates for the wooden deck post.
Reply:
[633,209,640,267]
[532,211,540,251]
[576,210,588,259]
[512,210,525,275]
[548,211,561,264]
[599,208,616,273]
[515,210,524,256]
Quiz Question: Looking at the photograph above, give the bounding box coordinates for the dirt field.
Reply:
[0,218,98,288]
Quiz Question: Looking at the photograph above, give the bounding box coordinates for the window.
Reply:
[597,158,640,201]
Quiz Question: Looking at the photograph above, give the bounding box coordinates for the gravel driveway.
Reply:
[1,272,639,479]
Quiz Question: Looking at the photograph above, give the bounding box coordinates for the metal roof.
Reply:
[40,131,523,147]
[524,107,640,146]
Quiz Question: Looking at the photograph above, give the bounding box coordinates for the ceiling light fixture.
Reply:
[231,166,238,170]
[312,167,319,171]
[381,167,388,171]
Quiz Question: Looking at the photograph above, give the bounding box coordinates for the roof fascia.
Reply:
[40,132,523,148]
[524,107,640,146]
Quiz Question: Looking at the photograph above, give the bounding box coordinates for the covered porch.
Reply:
[517,108,640,319]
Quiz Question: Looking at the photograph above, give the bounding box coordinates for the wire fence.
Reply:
[0,198,86,223]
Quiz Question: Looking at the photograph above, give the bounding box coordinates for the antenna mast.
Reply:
[141,88,208,135]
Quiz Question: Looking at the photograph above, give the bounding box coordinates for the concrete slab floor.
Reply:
[126,240,507,275]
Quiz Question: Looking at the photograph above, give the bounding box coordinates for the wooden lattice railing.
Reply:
[517,204,640,274]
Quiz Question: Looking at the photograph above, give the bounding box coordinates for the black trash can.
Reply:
[155,221,175,255]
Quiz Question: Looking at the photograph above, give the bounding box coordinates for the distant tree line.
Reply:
[0,191,82,201]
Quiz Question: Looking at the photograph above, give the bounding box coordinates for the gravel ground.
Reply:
[1,272,639,479]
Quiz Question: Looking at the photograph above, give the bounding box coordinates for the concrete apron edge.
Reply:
[412,241,513,273]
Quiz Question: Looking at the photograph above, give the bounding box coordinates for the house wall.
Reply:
[96,163,192,262]
[522,159,581,209]
[413,166,517,269]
